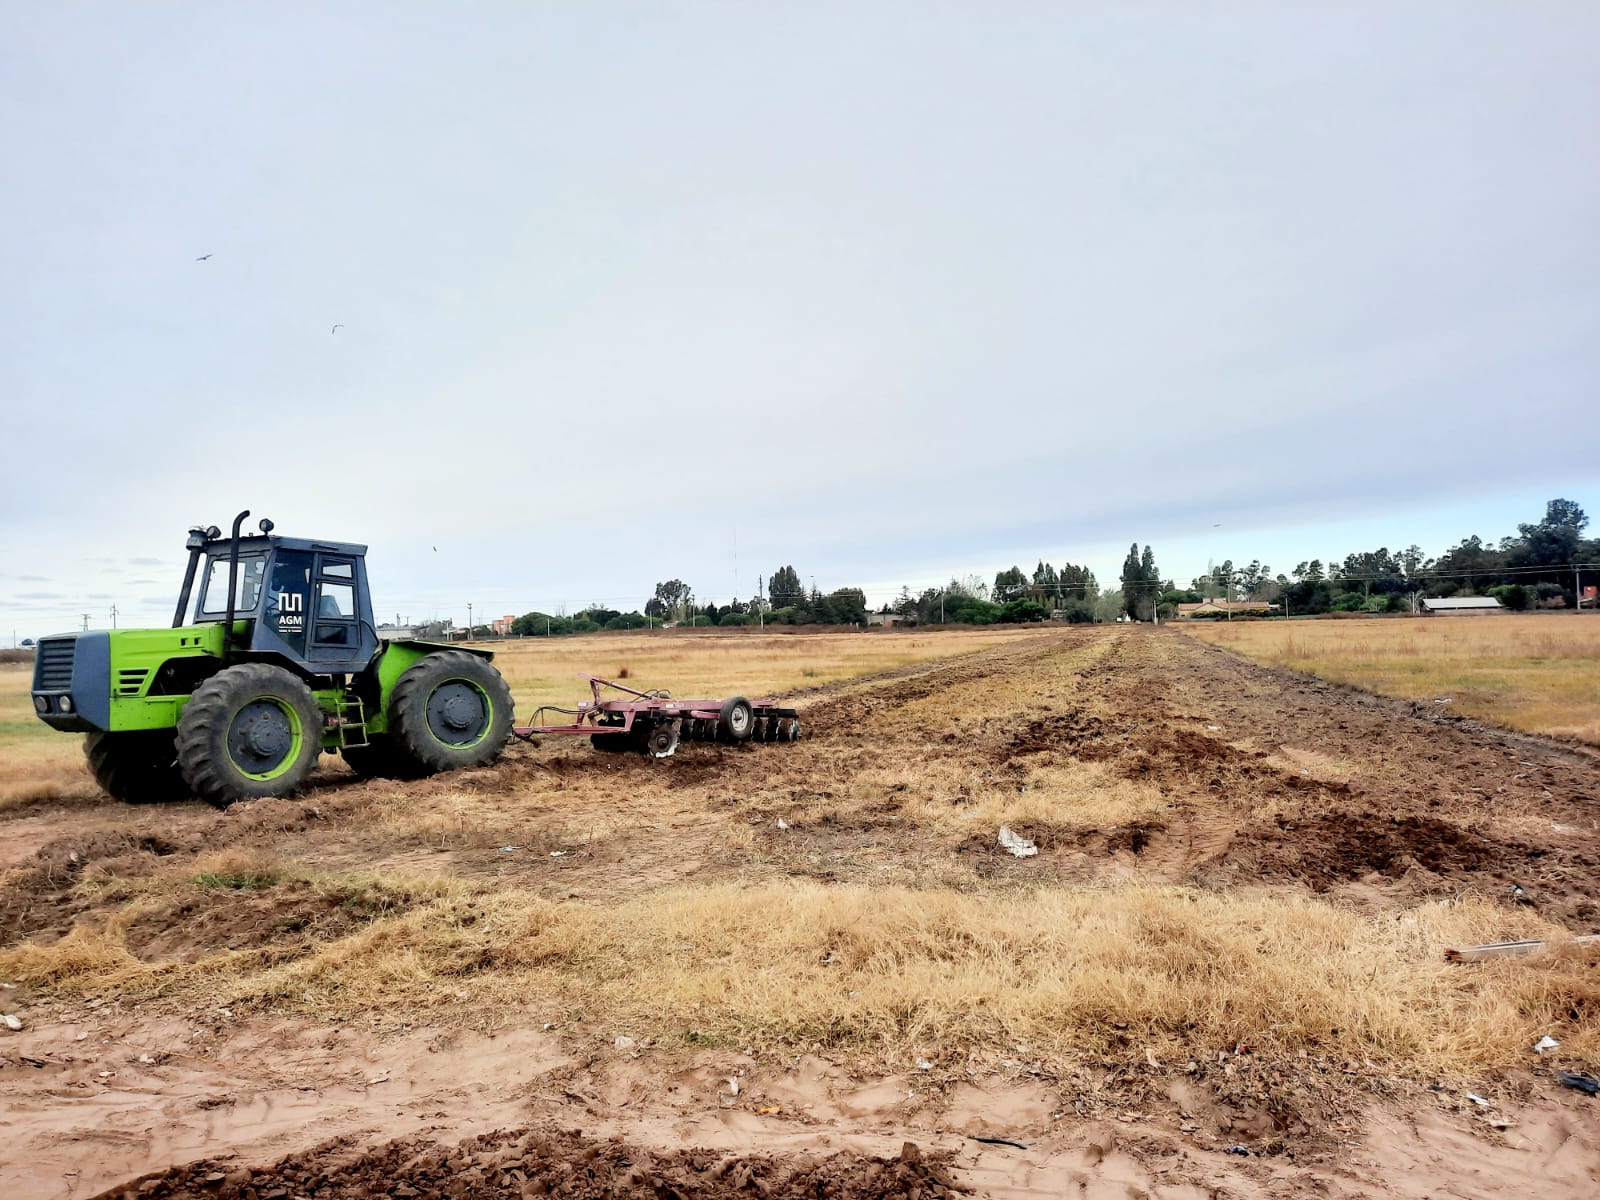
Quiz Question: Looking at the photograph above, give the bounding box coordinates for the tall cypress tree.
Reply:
[1122,543,1142,620]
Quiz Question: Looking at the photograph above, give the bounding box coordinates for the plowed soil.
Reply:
[4,627,1599,1199]
[98,1130,960,1200]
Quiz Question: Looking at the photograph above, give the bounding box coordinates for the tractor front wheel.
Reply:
[84,730,187,805]
[176,664,324,808]
[390,652,513,775]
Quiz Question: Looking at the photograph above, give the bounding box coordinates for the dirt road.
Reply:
[3,627,1597,1198]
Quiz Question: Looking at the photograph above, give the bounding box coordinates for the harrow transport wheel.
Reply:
[175,663,323,808]
[84,730,186,804]
[341,735,426,780]
[391,651,514,775]
[719,696,754,743]
[645,721,681,758]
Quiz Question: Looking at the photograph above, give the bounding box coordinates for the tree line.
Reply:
[1162,498,1595,617]
[482,498,1593,637]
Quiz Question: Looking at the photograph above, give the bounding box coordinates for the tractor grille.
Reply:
[35,638,76,691]
[117,668,151,696]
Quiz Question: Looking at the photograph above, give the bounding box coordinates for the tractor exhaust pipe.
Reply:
[173,538,205,628]
[222,509,249,658]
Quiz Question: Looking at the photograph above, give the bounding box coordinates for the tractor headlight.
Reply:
[33,695,48,713]
[57,695,73,713]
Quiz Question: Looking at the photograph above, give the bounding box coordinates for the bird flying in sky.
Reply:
[195,254,212,261]
[331,324,345,334]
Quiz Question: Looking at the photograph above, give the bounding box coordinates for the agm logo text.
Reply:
[277,591,304,631]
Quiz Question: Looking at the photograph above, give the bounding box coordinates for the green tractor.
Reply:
[30,511,514,807]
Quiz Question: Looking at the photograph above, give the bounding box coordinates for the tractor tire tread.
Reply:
[175,663,324,809]
[390,651,513,775]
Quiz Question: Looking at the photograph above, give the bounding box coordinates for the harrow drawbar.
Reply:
[512,674,800,758]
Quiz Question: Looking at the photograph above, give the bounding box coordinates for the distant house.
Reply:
[491,613,517,636]
[867,612,911,627]
[1176,598,1277,619]
[1420,596,1503,615]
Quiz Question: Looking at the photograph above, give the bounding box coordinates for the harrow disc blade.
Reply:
[645,721,681,759]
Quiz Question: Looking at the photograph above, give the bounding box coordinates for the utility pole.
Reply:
[940,591,945,623]
[467,602,473,638]
[81,613,90,631]
[110,604,118,629]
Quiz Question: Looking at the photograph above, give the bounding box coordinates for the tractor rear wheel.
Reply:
[84,730,186,805]
[176,664,324,808]
[390,651,513,775]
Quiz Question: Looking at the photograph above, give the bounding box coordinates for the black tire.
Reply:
[84,730,187,805]
[176,664,324,808]
[342,735,426,780]
[390,651,513,775]
[719,696,754,743]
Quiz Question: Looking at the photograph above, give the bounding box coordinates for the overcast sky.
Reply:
[3,2,1596,636]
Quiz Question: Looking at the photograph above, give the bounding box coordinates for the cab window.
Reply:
[199,554,265,615]
[313,558,359,648]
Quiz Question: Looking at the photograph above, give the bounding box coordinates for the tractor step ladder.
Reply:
[327,694,370,749]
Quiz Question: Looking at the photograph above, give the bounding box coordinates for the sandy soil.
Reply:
[4,627,1599,1197]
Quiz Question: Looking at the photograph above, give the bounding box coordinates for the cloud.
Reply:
[19,575,50,582]
[128,557,164,566]
[16,592,65,600]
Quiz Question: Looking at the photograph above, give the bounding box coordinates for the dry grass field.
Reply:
[1187,613,1600,744]
[3,625,1598,1198]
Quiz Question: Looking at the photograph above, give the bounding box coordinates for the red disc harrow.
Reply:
[513,675,800,758]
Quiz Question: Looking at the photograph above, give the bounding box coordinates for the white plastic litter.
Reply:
[997,826,1038,858]
[2,1014,21,1032]
[1535,1035,1560,1054]
[1466,1093,1490,1107]
[777,818,789,829]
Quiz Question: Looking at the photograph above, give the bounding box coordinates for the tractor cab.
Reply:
[183,519,379,676]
